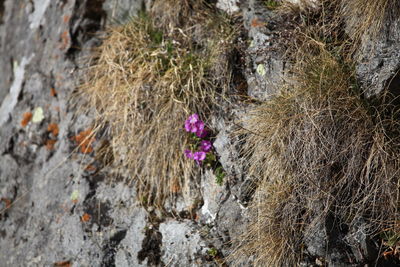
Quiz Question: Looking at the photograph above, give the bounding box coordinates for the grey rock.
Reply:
[216,0,240,14]
[304,218,328,258]
[304,213,355,266]
[242,0,286,101]
[28,0,52,30]
[213,123,243,180]
[0,0,128,266]
[200,170,226,223]
[103,0,150,24]
[115,207,148,267]
[344,218,377,263]
[0,56,33,127]
[159,220,206,266]
[355,18,400,97]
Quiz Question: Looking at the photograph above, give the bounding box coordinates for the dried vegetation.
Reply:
[80,0,238,207]
[342,0,400,45]
[233,0,400,265]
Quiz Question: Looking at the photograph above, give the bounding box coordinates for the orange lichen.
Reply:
[54,261,71,267]
[21,112,33,127]
[73,129,95,154]
[45,139,57,150]
[50,87,57,97]
[251,18,266,28]
[85,164,97,172]
[81,213,91,222]
[47,123,59,137]
[60,30,70,50]
[81,145,93,154]
[63,15,70,24]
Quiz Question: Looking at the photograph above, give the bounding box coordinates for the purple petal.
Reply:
[188,114,199,124]
[184,149,194,159]
[184,121,192,132]
[195,121,204,131]
[190,125,198,133]
[193,122,203,134]
[196,129,208,138]
[194,151,206,161]
[200,140,212,152]
[198,151,206,161]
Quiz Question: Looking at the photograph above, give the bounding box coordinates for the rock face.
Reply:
[0,0,149,266]
[242,0,286,101]
[356,18,400,97]
[1,0,399,266]
[0,0,251,266]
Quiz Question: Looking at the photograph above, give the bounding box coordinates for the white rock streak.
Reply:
[29,0,52,30]
[0,55,34,127]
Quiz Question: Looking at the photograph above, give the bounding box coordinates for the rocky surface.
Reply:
[356,17,400,97]
[1,0,399,266]
[242,0,286,101]
[0,0,251,266]
[0,0,149,266]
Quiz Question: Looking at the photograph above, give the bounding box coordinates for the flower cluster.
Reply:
[184,114,208,138]
[184,114,212,164]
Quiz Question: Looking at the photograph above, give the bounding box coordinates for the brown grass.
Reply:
[342,0,400,45]
[232,41,400,265]
[275,0,350,63]
[230,1,400,264]
[279,0,400,57]
[80,0,238,207]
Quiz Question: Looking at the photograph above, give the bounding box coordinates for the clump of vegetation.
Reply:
[381,229,400,262]
[207,247,218,257]
[230,0,400,264]
[183,113,227,185]
[234,39,400,265]
[279,0,400,54]
[264,0,280,10]
[80,0,238,207]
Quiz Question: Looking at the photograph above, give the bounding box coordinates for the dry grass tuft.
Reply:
[276,0,350,62]
[279,0,400,56]
[342,0,400,44]
[233,42,400,265]
[230,0,400,265]
[80,0,238,207]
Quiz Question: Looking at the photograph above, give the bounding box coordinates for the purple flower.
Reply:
[185,121,192,132]
[200,140,212,152]
[197,129,208,138]
[193,121,209,138]
[185,114,209,137]
[193,151,206,164]
[195,121,207,137]
[185,114,200,133]
[184,149,194,159]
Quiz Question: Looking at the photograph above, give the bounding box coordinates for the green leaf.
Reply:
[215,166,225,186]
[207,248,218,257]
[166,40,174,57]
[264,0,280,10]
[381,230,400,247]
[206,152,216,162]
